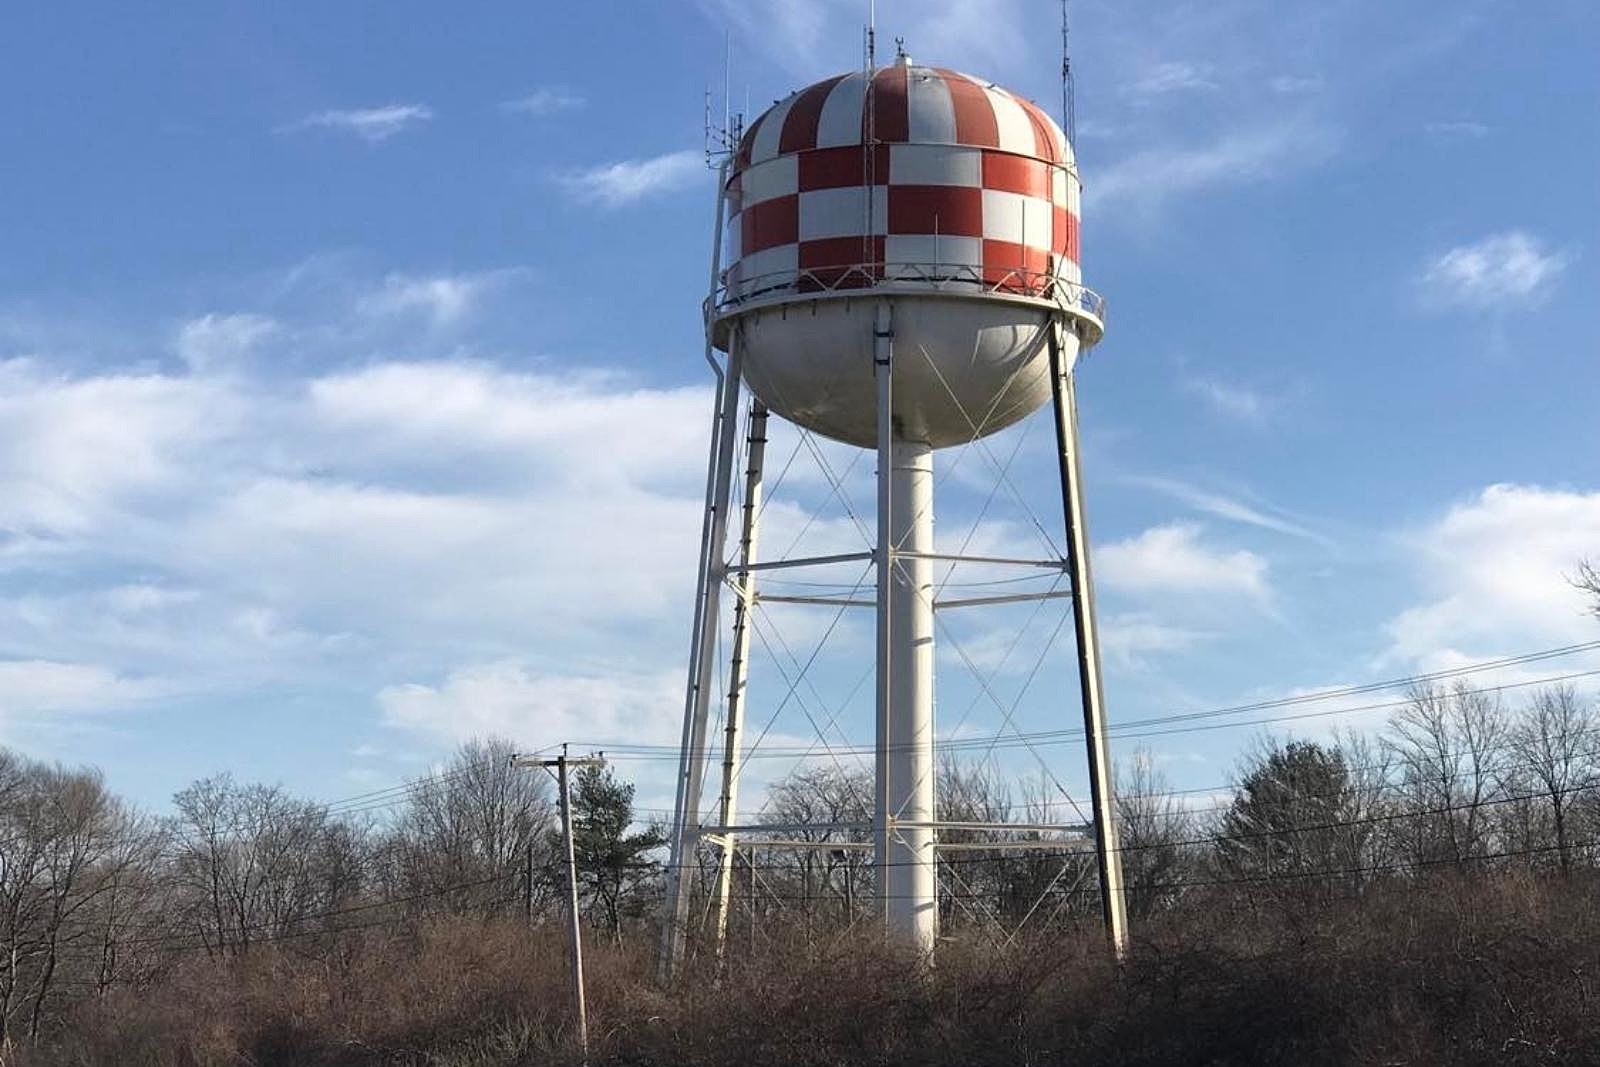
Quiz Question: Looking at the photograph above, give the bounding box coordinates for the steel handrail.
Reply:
[708,260,1106,326]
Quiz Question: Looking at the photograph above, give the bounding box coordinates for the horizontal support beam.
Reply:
[706,819,1090,837]
[732,838,874,852]
[717,836,1088,853]
[742,551,874,573]
[705,821,868,836]
[759,594,876,608]
[935,839,1091,852]
[896,551,1068,569]
[935,589,1076,611]
[901,820,1093,834]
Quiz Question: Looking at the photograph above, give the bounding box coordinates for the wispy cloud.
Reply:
[354,271,513,327]
[556,149,705,208]
[1088,121,1337,213]
[174,313,278,374]
[1100,614,1212,666]
[1183,377,1275,425]
[283,104,434,143]
[501,88,584,117]
[1424,120,1490,139]
[1416,230,1572,311]
[695,0,1034,83]
[1268,74,1324,95]
[1126,61,1218,98]
[1131,476,1332,548]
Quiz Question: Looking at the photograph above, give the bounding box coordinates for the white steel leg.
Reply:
[887,439,938,952]
[712,402,768,951]
[1048,323,1129,958]
[661,332,745,980]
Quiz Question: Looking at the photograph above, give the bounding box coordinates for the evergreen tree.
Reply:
[567,764,665,941]
[1216,741,1366,885]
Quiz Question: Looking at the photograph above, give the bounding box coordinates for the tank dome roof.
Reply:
[735,64,1071,173]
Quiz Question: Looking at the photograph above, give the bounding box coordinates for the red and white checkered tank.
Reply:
[725,57,1080,301]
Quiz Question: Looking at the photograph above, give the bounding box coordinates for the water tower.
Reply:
[661,48,1127,973]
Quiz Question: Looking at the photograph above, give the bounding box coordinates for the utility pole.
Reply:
[515,748,606,1059]
[525,839,535,923]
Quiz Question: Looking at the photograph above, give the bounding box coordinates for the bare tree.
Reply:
[1572,558,1600,619]
[0,756,151,1044]
[1386,682,1510,866]
[757,764,871,930]
[1115,748,1195,918]
[935,759,1015,927]
[1507,686,1598,873]
[1330,727,1396,876]
[171,775,367,956]
[385,737,554,919]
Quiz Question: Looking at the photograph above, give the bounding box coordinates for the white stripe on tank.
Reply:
[750,93,799,164]
[816,72,867,148]
[905,66,956,144]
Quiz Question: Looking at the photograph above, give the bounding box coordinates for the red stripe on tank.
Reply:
[799,144,890,191]
[798,235,884,269]
[865,64,910,143]
[1054,206,1080,263]
[933,68,999,149]
[798,236,884,290]
[740,195,799,255]
[1015,97,1064,162]
[982,240,1052,292]
[887,185,984,237]
[981,153,1050,198]
[779,74,849,155]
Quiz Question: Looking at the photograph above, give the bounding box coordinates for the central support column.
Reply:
[885,439,938,950]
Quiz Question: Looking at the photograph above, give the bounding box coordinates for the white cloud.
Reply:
[1088,121,1337,213]
[174,313,278,374]
[1385,484,1600,667]
[378,661,681,749]
[307,360,708,487]
[285,104,434,143]
[1097,523,1271,604]
[0,267,731,750]
[1100,614,1212,666]
[1127,62,1217,97]
[556,150,706,208]
[0,660,168,718]
[0,359,236,537]
[355,272,495,327]
[1416,230,1571,311]
[502,88,585,116]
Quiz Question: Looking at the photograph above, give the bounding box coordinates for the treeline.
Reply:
[0,737,664,1052]
[718,681,1600,936]
[0,682,1597,1063]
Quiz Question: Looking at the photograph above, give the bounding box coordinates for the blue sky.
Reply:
[0,1,1595,817]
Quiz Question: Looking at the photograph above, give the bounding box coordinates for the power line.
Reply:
[592,654,1600,763]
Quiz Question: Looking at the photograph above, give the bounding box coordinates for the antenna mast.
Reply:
[703,28,742,168]
[1060,0,1076,144]
[862,0,878,271]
